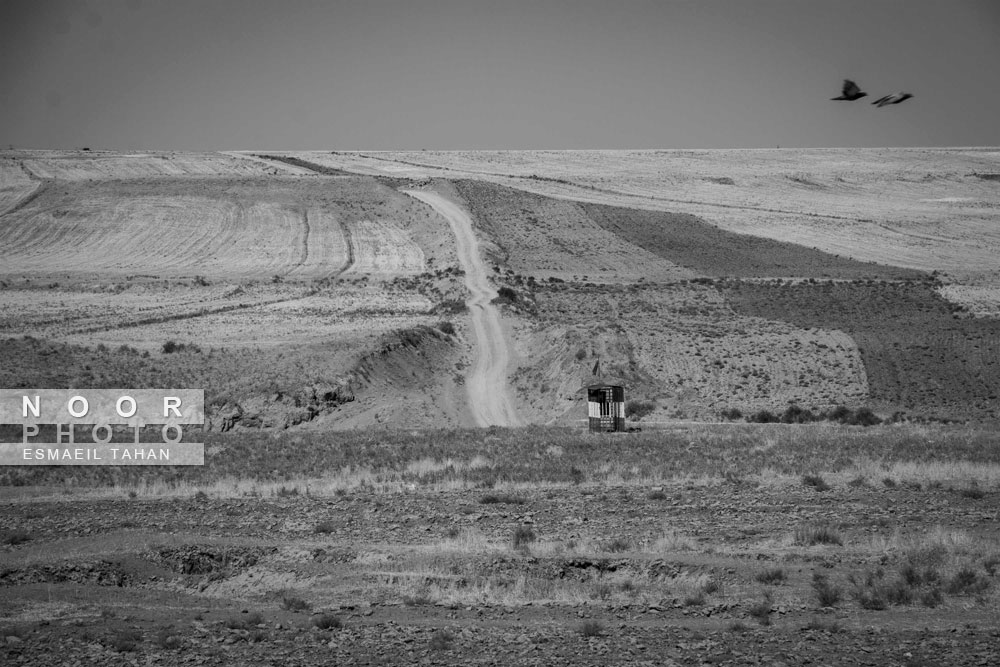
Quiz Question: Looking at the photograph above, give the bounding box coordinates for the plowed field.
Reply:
[0,177,438,281]
[323,148,1000,282]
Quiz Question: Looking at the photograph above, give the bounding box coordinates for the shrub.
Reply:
[281,595,311,613]
[920,587,943,607]
[579,621,604,637]
[314,521,336,535]
[647,489,667,500]
[850,407,882,426]
[2,528,32,545]
[313,614,342,630]
[435,299,467,315]
[946,567,990,595]
[748,410,779,423]
[429,629,454,651]
[755,568,786,585]
[747,593,773,625]
[959,483,985,500]
[625,400,656,420]
[720,408,743,421]
[494,287,518,304]
[575,347,587,361]
[437,321,456,335]
[512,525,536,549]
[602,537,632,553]
[812,573,841,607]
[802,474,831,491]
[781,405,817,424]
[153,627,182,649]
[110,629,141,652]
[162,340,178,354]
[683,591,706,606]
[794,524,843,546]
[226,612,264,630]
[480,493,525,505]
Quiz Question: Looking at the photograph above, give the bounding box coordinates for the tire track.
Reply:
[403,189,522,427]
[285,208,311,277]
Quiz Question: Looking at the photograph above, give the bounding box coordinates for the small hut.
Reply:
[587,384,625,432]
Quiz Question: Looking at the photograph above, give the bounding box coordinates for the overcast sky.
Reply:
[2,0,998,150]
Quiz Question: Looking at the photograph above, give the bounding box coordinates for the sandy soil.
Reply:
[405,190,522,427]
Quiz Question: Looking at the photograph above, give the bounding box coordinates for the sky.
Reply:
[2,0,998,150]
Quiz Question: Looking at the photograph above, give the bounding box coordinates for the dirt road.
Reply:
[404,190,522,427]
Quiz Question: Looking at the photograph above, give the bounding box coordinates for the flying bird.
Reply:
[831,79,867,101]
[872,92,914,107]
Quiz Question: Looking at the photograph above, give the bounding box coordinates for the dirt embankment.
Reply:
[404,189,522,427]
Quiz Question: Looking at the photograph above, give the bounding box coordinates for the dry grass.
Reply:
[5,423,998,499]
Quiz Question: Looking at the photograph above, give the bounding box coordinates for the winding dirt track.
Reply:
[404,190,522,427]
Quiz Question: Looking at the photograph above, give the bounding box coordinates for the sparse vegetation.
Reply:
[280,594,311,612]
[314,521,337,534]
[512,525,537,550]
[802,474,831,491]
[747,592,773,625]
[226,612,264,630]
[109,629,142,652]
[313,613,342,630]
[429,628,455,651]
[625,399,656,420]
[794,524,843,546]
[812,572,842,607]
[480,493,526,505]
[2,528,32,545]
[755,568,786,585]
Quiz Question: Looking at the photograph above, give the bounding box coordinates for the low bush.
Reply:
[109,629,142,652]
[512,525,536,549]
[480,493,526,505]
[747,592,773,625]
[226,611,264,630]
[755,568,786,585]
[280,595,311,613]
[946,567,990,595]
[313,614,342,630]
[2,528,32,545]
[794,524,843,546]
[812,572,841,607]
[802,474,831,491]
[429,629,454,651]
[625,400,656,420]
[314,521,336,535]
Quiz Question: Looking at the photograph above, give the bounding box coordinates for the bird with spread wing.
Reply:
[872,92,914,107]
[831,79,868,101]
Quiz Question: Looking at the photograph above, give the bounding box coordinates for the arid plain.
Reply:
[1,148,999,665]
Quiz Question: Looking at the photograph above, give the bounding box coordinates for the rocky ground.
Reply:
[2,479,998,665]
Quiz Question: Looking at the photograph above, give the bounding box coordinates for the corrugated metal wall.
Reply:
[587,385,625,432]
